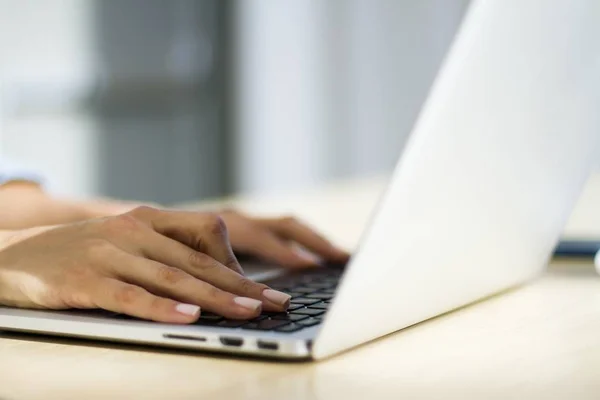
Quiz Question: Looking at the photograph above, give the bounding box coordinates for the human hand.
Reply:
[218,210,349,268]
[0,207,294,323]
[81,200,350,267]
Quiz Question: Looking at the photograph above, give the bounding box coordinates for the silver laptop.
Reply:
[1,0,599,360]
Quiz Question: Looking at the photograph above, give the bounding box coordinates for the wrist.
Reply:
[0,230,18,251]
[80,199,161,219]
[0,225,56,251]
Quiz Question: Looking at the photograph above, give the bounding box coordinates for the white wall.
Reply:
[232,0,470,193]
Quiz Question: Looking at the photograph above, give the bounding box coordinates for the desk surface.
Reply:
[2,174,600,400]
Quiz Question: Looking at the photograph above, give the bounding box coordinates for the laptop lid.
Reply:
[314,0,600,359]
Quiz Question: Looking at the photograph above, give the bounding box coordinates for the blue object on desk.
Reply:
[553,240,600,258]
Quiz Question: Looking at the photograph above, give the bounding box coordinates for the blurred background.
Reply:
[0,0,469,204]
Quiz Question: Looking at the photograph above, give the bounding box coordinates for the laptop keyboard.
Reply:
[192,266,343,333]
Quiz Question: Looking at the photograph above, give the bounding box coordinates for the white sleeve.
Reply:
[0,157,46,186]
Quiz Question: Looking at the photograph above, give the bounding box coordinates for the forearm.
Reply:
[0,181,162,230]
[0,225,58,251]
[0,230,16,249]
[0,182,93,229]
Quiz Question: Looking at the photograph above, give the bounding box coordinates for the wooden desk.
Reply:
[2,174,600,400]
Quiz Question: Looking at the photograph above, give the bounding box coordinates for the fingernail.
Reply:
[175,303,201,317]
[263,289,292,307]
[295,248,321,265]
[234,297,262,312]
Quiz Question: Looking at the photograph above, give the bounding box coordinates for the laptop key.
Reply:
[269,286,290,292]
[217,319,247,328]
[242,319,291,331]
[290,297,321,305]
[292,287,318,294]
[306,293,334,300]
[196,319,222,326]
[323,261,347,269]
[262,311,287,317]
[271,313,309,322]
[275,323,304,333]
[287,303,305,311]
[198,313,223,321]
[249,315,268,322]
[297,317,321,327]
[305,282,333,289]
[308,302,329,310]
[267,283,293,291]
[292,308,325,317]
[194,313,223,325]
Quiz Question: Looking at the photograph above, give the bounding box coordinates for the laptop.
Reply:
[1,0,599,360]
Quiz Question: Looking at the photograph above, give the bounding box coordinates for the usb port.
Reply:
[257,340,279,351]
[220,337,243,347]
[164,334,206,342]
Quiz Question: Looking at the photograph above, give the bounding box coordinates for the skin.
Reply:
[0,182,349,323]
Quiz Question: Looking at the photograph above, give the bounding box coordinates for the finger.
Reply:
[135,230,291,312]
[260,217,350,262]
[103,249,264,319]
[131,207,243,274]
[92,278,200,324]
[239,229,323,269]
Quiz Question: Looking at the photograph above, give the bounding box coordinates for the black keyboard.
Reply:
[193,266,343,333]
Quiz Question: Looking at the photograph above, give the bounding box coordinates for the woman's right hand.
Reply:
[0,206,292,324]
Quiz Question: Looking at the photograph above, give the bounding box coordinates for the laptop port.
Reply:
[220,336,243,347]
[164,334,206,342]
[257,340,279,351]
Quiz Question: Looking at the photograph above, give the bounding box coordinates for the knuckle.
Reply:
[156,265,185,285]
[114,285,142,306]
[129,205,158,218]
[66,264,92,280]
[224,253,240,270]
[83,239,114,260]
[187,251,215,270]
[238,277,264,295]
[205,285,223,301]
[204,213,227,236]
[40,285,68,308]
[192,237,207,253]
[101,214,142,235]
[61,288,93,308]
[149,296,168,314]
[279,215,298,226]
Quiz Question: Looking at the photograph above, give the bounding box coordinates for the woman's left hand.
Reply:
[218,210,349,268]
[86,202,349,269]
[0,184,349,269]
